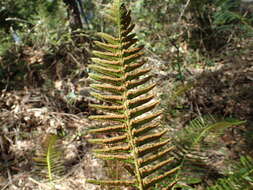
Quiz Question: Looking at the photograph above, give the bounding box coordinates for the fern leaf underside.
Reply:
[87,0,178,189]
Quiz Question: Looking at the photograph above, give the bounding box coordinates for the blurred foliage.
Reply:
[0,0,90,90]
[0,0,39,31]
[208,156,253,190]
[1,0,252,56]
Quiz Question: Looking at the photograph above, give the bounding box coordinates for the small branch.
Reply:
[178,0,191,22]
[5,17,32,24]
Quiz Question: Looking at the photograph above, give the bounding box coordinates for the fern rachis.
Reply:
[87,0,179,189]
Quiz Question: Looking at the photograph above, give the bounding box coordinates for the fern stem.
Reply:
[115,1,144,189]
[47,139,53,182]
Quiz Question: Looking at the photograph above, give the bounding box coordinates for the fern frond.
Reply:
[174,115,246,155]
[87,0,177,189]
[172,115,246,186]
[33,134,64,183]
[208,156,253,190]
[214,0,253,31]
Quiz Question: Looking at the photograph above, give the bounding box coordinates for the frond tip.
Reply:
[87,1,177,190]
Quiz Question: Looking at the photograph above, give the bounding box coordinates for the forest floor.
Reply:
[0,39,253,190]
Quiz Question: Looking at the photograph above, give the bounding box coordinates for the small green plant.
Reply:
[87,0,179,189]
[33,134,64,188]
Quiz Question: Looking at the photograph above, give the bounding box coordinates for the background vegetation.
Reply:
[0,0,252,189]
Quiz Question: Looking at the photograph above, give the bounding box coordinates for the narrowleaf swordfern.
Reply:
[87,0,179,189]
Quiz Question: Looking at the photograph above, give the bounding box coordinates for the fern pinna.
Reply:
[87,0,179,189]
